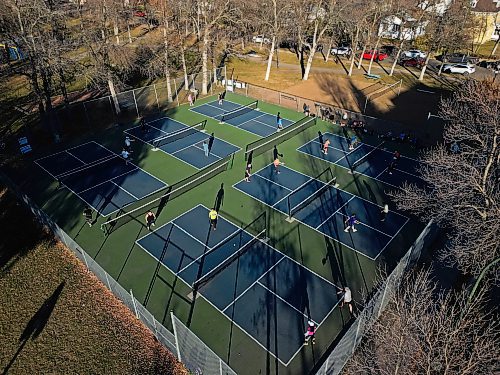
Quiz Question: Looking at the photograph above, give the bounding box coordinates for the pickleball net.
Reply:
[219,100,258,123]
[100,155,231,235]
[56,155,120,188]
[288,167,337,218]
[244,116,316,160]
[152,120,206,149]
[192,211,267,291]
[349,140,386,171]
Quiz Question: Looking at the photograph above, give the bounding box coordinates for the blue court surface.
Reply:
[297,132,425,188]
[136,204,341,365]
[190,100,294,137]
[125,117,239,169]
[233,165,409,260]
[35,141,166,216]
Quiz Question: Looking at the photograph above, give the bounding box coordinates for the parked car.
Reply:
[252,35,271,44]
[330,46,351,56]
[401,49,426,59]
[400,57,425,68]
[437,53,479,65]
[381,45,397,56]
[134,10,146,17]
[442,63,475,75]
[478,60,500,70]
[362,50,388,61]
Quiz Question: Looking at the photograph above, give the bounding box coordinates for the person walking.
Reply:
[276,112,283,131]
[303,103,310,116]
[124,136,133,152]
[380,203,389,221]
[209,208,218,230]
[83,206,93,227]
[350,135,358,150]
[140,117,148,133]
[304,320,317,345]
[244,165,251,182]
[273,157,282,174]
[145,210,156,231]
[273,145,283,161]
[203,140,209,157]
[337,286,353,314]
[387,160,396,175]
[323,138,331,155]
[318,131,324,152]
[208,133,215,155]
[218,92,223,105]
[121,148,131,164]
[344,214,358,233]
[188,93,194,106]
[393,150,401,160]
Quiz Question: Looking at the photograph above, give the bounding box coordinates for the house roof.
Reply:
[472,0,500,13]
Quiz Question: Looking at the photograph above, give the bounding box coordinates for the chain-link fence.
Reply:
[0,171,236,375]
[232,81,405,136]
[55,67,227,138]
[314,220,438,375]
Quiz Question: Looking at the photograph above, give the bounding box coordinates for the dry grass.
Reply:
[0,186,187,375]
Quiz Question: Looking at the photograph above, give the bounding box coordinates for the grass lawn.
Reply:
[0,186,186,375]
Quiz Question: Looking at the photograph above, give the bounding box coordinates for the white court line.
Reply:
[376,217,410,257]
[192,144,223,160]
[336,211,394,237]
[272,176,315,208]
[77,166,139,194]
[315,196,356,230]
[135,203,343,366]
[233,165,409,260]
[110,180,140,200]
[296,147,401,190]
[253,173,293,191]
[256,281,319,325]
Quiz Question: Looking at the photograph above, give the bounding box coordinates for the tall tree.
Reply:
[344,269,499,375]
[391,80,499,280]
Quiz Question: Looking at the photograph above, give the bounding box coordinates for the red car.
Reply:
[362,50,388,61]
[399,57,425,68]
[134,10,146,17]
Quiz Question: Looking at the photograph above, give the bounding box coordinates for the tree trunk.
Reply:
[419,53,432,81]
[127,22,132,44]
[201,28,209,95]
[357,42,368,69]
[325,35,334,62]
[303,44,316,81]
[390,42,404,76]
[108,77,121,114]
[491,38,499,57]
[265,36,276,81]
[114,19,119,45]
[367,36,382,75]
[181,46,189,90]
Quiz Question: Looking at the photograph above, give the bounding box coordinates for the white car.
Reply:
[252,35,271,44]
[330,46,351,55]
[401,49,426,59]
[442,63,475,75]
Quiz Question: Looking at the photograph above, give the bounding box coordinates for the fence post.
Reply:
[130,289,139,319]
[279,92,282,105]
[153,84,160,110]
[170,311,182,361]
[81,249,90,269]
[131,89,140,118]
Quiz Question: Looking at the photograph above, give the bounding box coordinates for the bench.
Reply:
[364,73,380,80]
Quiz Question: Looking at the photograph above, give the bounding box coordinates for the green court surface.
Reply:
[8,92,424,374]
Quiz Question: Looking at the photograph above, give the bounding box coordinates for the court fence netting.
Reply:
[232,80,405,137]
[313,219,438,375]
[245,116,317,160]
[100,154,233,235]
[48,67,227,147]
[0,171,237,375]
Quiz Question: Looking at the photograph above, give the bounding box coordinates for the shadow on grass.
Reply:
[1,282,65,375]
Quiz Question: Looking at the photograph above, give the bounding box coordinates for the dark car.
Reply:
[478,60,500,70]
[399,57,425,68]
[437,53,479,65]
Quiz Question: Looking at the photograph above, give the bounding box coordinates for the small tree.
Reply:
[391,80,499,281]
[344,269,499,375]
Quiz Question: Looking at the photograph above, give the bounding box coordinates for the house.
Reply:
[378,15,427,41]
[471,0,500,44]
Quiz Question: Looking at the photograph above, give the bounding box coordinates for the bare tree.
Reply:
[344,268,500,375]
[391,80,499,281]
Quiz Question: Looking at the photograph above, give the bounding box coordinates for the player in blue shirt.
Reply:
[344,214,359,233]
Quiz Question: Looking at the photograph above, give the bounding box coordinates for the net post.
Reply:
[130,289,139,319]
